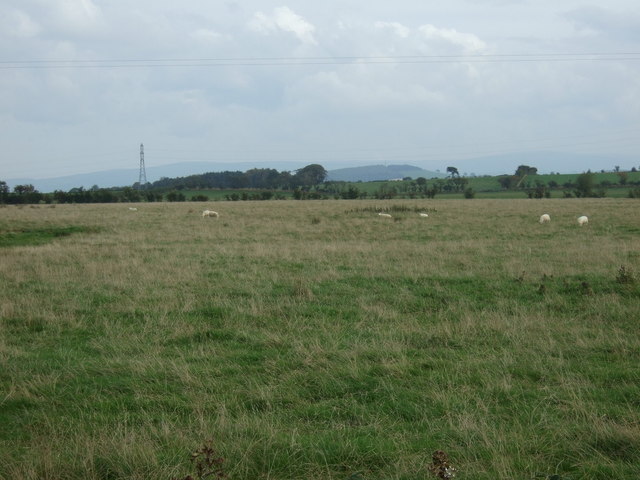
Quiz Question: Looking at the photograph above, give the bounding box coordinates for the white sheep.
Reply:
[419,213,429,218]
[378,212,392,218]
[202,210,219,218]
[539,214,550,224]
[128,207,138,211]
[577,215,588,226]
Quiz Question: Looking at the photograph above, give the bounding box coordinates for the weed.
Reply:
[292,279,314,299]
[428,450,457,479]
[581,281,594,296]
[346,205,436,214]
[616,265,635,284]
[346,473,366,480]
[173,441,227,480]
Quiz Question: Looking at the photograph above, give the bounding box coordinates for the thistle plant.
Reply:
[428,450,457,479]
[173,441,227,480]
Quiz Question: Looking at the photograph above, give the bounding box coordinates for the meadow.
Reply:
[1,199,639,479]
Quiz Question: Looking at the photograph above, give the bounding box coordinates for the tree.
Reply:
[12,184,42,204]
[121,187,141,202]
[515,165,537,177]
[527,181,550,199]
[497,176,516,189]
[574,172,595,198]
[617,172,628,185]
[450,176,468,192]
[0,181,8,203]
[13,184,36,195]
[166,190,185,202]
[293,164,327,188]
[245,168,281,189]
[340,186,360,199]
[446,166,459,178]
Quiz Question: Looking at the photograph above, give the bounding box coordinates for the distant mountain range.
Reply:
[5,162,303,193]
[5,151,637,192]
[326,164,444,182]
[5,162,444,192]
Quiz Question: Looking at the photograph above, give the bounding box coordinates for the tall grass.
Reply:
[1,199,639,479]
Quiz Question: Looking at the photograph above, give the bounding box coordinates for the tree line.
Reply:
[0,164,328,204]
[0,182,165,205]
[2,163,639,205]
[147,164,327,191]
[497,165,640,199]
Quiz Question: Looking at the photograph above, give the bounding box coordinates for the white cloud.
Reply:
[374,21,411,38]
[291,69,446,111]
[0,7,41,38]
[248,6,317,45]
[189,28,227,44]
[418,24,487,53]
[44,0,105,36]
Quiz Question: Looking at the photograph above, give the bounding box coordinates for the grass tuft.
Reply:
[0,225,99,247]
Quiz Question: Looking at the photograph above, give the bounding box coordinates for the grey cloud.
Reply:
[564,5,640,39]
[1,1,639,180]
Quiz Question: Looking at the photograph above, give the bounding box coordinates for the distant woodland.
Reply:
[2,164,640,204]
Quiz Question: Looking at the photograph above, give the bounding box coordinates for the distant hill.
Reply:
[5,162,444,192]
[5,151,637,192]
[449,151,637,176]
[326,164,445,182]
[4,161,309,193]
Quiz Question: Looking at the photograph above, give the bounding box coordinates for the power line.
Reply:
[2,52,640,69]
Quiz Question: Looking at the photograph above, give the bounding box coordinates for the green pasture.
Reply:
[1,199,639,479]
[179,187,637,202]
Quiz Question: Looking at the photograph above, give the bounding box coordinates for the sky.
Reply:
[1,0,639,180]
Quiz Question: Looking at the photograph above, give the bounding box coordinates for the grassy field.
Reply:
[1,199,639,479]
[315,171,640,200]
[180,186,636,202]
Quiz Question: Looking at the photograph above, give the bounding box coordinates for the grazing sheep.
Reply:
[539,214,550,224]
[378,212,392,218]
[419,213,429,218]
[202,210,219,218]
[128,207,138,211]
[577,215,588,226]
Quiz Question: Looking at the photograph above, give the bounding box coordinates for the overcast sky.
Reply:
[1,0,639,180]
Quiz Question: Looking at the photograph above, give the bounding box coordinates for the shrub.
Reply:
[616,266,635,284]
